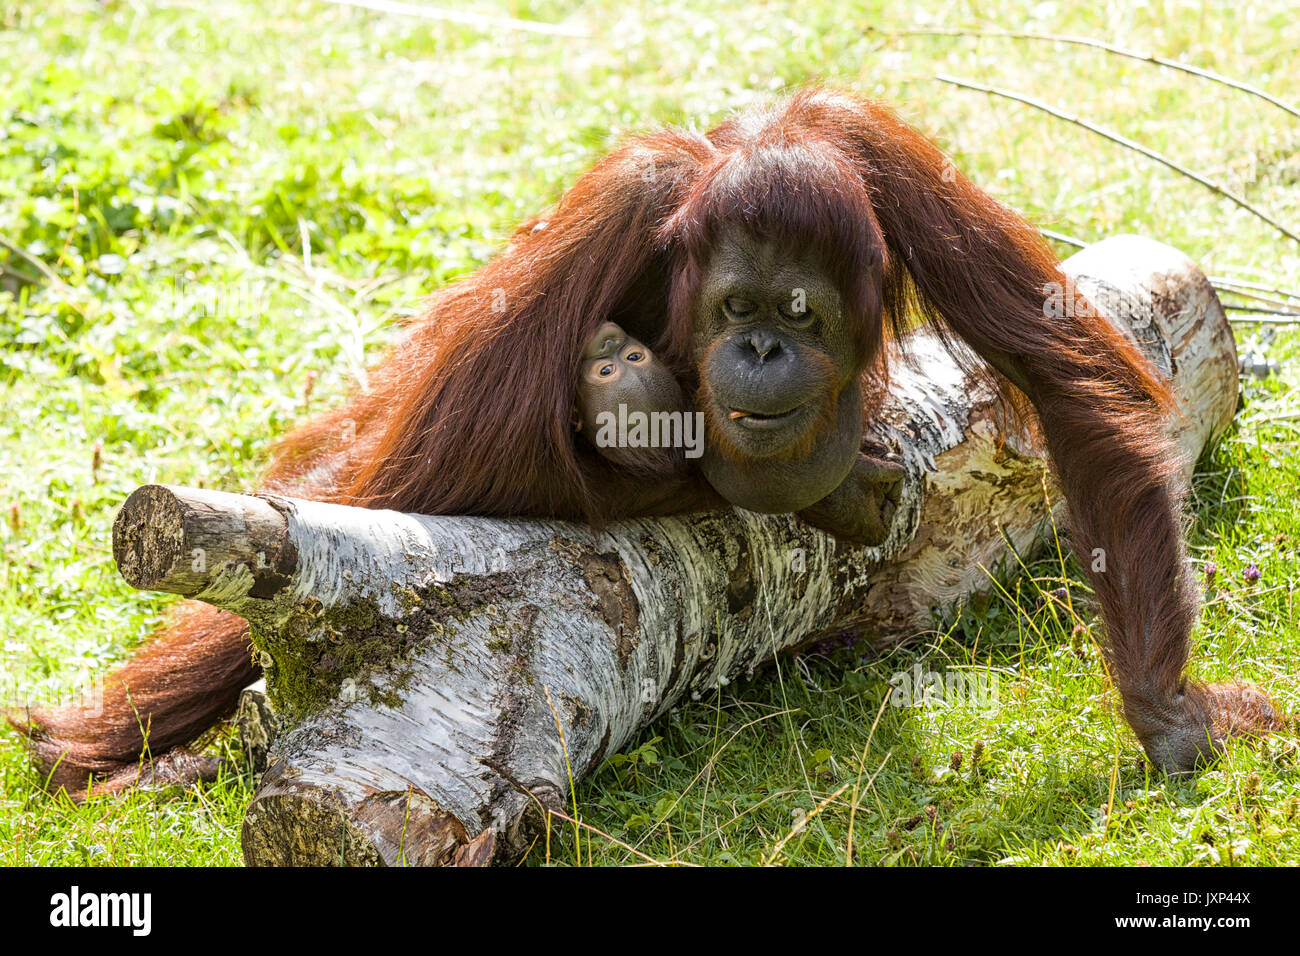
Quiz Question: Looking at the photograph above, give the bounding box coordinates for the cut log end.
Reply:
[243,762,484,866]
[111,484,295,598]
[112,485,188,590]
[242,789,385,867]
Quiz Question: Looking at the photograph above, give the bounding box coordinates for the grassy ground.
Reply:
[1,0,1298,866]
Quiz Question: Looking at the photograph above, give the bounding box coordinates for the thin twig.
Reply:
[887,27,1300,119]
[0,236,66,287]
[1038,231,1300,306]
[1039,227,1088,249]
[1,264,40,285]
[1209,276,1300,303]
[320,0,589,37]
[1226,314,1300,325]
[939,74,1300,247]
[1215,288,1300,312]
[1223,304,1300,316]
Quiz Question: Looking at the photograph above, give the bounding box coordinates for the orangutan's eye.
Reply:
[725,297,757,319]
[780,303,815,327]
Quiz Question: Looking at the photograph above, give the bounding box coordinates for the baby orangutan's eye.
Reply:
[599,363,615,376]
[626,351,644,362]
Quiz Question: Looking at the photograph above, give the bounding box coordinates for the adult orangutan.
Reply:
[14,87,1279,797]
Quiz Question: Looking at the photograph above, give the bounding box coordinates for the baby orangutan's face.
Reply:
[577,322,685,432]
[575,322,688,471]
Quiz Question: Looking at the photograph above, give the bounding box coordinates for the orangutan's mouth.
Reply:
[727,405,803,429]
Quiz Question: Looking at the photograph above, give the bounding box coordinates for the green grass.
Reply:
[1,0,1298,866]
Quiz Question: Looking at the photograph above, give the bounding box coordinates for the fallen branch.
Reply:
[883,27,1300,119]
[938,74,1300,247]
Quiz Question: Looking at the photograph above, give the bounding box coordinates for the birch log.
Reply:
[111,236,1239,866]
